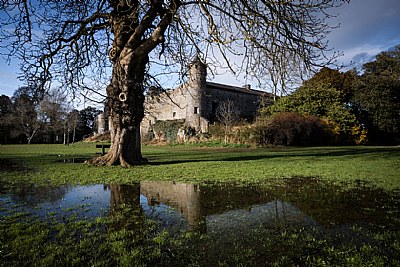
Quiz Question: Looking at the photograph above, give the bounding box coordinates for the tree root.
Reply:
[85,154,148,167]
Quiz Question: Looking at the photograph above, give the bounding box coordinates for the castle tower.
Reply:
[97,112,106,134]
[185,57,207,130]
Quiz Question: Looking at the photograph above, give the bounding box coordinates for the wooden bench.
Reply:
[96,144,111,155]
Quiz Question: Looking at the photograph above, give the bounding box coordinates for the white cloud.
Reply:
[335,44,390,70]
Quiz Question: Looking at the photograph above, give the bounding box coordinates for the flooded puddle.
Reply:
[1,179,399,232]
[1,178,399,265]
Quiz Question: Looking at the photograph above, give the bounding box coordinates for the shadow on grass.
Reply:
[0,158,31,172]
[148,146,400,166]
[1,146,398,169]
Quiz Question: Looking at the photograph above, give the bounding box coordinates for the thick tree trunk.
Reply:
[91,56,148,167]
[72,126,76,144]
[93,120,145,167]
[88,0,178,166]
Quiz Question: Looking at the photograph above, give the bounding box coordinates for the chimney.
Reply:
[243,84,251,90]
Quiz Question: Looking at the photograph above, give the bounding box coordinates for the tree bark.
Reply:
[72,126,76,144]
[91,56,148,167]
[27,127,39,144]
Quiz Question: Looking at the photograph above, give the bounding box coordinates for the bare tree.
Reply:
[67,110,80,145]
[264,45,302,101]
[216,99,238,145]
[38,90,69,143]
[0,0,347,166]
[11,87,41,144]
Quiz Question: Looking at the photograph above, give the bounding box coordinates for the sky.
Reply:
[0,0,399,103]
[325,0,400,69]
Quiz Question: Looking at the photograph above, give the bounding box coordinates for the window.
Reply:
[194,107,199,114]
[212,102,218,115]
[173,112,176,117]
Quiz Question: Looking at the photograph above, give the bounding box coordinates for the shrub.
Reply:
[266,112,329,146]
[209,122,267,146]
[259,81,367,145]
[231,124,269,146]
[152,120,185,142]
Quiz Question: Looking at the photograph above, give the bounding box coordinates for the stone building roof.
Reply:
[206,82,269,97]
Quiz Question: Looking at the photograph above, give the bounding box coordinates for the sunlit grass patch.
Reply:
[0,144,399,189]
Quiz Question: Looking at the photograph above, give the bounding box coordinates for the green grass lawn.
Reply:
[1,143,399,266]
[1,143,399,190]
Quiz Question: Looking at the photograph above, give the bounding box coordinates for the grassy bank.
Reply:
[0,143,399,190]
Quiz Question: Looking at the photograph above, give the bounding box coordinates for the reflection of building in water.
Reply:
[107,181,319,233]
[141,181,202,230]
[139,181,318,232]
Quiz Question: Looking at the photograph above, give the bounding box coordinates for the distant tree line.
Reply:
[0,86,102,144]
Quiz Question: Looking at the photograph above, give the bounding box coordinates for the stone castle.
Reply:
[141,58,272,138]
[97,58,272,139]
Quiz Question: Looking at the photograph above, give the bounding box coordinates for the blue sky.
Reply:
[326,0,400,69]
[1,0,399,100]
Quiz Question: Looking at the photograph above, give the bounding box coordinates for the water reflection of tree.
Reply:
[9,184,68,206]
[110,184,141,209]
[108,184,145,253]
[278,178,399,229]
